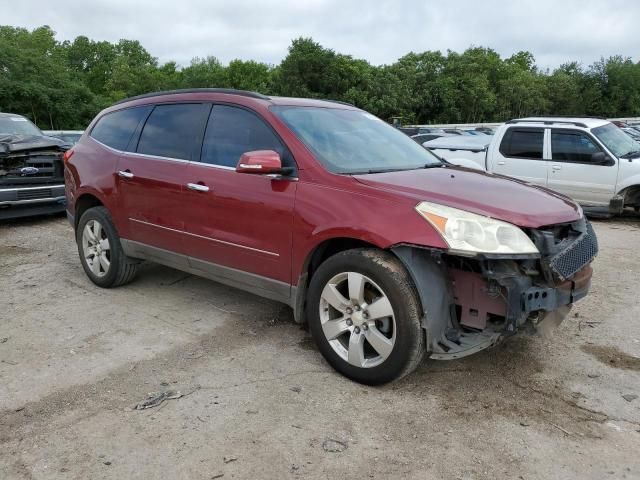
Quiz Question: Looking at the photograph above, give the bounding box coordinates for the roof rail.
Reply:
[325,99,355,107]
[506,119,588,128]
[114,88,270,105]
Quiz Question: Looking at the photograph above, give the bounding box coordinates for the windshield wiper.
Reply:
[423,163,444,169]
[361,168,404,174]
[620,150,640,159]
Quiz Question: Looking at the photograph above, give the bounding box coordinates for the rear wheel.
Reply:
[307,248,426,384]
[76,206,139,288]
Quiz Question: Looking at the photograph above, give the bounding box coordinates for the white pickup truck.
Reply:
[424,117,640,216]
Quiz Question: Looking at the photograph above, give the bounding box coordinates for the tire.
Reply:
[307,248,426,385]
[76,206,139,288]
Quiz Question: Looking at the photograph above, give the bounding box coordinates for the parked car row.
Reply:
[62,89,598,384]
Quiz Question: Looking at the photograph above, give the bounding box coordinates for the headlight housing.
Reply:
[415,201,539,255]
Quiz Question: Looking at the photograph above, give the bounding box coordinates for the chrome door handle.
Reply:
[497,161,505,166]
[118,170,134,179]
[187,183,210,193]
[552,165,562,170]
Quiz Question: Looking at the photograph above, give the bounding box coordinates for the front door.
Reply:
[182,104,297,301]
[491,127,548,187]
[546,129,618,206]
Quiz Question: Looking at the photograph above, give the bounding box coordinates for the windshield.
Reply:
[0,116,42,137]
[592,123,640,157]
[271,106,442,174]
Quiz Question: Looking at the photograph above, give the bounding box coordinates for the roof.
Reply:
[0,112,27,119]
[113,89,356,110]
[511,117,610,129]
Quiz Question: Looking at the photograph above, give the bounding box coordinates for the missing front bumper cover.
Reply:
[392,245,593,360]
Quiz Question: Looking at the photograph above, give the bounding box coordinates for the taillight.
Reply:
[63,149,75,164]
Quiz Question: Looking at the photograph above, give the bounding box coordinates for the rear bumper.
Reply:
[0,184,66,220]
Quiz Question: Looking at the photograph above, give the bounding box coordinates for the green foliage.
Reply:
[1,26,639,129]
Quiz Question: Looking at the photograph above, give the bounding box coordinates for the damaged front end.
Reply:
[0,134,67,219]
[393,217,598,360]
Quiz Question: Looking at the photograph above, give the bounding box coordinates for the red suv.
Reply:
[65,89,597,384]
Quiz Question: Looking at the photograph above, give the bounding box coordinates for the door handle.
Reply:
[187,182,210,193]
[118,170,134,179]
[497,161,505,166]
[552,165,562,170]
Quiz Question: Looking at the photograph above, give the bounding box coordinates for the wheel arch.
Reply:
[293,236,384,324]
[618,184,640,207]
[74,193,104,231]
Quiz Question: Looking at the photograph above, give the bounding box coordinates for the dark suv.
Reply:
[0,112,68,219]
[65,89,597,384]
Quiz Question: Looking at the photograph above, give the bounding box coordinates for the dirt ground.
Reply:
[1,213,639,480]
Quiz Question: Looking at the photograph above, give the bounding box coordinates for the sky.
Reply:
[3,0,639,70]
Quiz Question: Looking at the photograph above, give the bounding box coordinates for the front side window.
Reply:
[551,131,601,163]
[90,106,151,151]
[137,103,210,161]
[200,105,292,168]
[499,128,544,159]
[271,106,442,174]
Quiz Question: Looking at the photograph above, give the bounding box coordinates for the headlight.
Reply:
[415,201,539,255]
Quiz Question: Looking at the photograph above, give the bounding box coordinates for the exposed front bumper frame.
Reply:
[392,245,592,360]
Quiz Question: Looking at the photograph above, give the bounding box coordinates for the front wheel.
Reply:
[307,249,426,384]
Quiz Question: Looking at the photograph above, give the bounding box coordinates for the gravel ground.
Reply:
[1,213,639,480]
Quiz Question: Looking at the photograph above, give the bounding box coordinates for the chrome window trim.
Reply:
[0,184,65,192]
[129,217,279,257]
[91,136,298,177]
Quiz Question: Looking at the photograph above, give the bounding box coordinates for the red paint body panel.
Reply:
[115,153,188,253]
[354,168,581,228]
[65,137,120,220]
[183,162,296,283]
[66,91,585,291]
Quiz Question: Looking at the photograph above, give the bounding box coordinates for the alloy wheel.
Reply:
[82,219,111,278]
[319,272,396,368]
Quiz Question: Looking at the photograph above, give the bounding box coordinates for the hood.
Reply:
[354,166,581,228]
[0,134,67,154]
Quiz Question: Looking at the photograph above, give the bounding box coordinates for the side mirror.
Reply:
[591,151,614,166]
[236,150,282,174]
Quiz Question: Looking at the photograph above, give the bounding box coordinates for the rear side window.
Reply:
[200,105,293,168]
[499,128,544,159]
[551,131,600,163]
[90,106,151,151]
[137,103,210,161]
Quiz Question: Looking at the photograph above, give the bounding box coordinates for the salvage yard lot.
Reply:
[1,215,639,479]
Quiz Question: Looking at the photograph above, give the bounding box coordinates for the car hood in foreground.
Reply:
[354,166,581,228]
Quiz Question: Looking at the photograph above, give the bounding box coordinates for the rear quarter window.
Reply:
[499,128,544,159]
[90,106,151,151]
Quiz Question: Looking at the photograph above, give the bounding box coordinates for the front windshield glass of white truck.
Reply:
[272,106,442,174]
[592,123,640,158]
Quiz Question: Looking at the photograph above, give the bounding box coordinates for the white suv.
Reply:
[428,117,640,216]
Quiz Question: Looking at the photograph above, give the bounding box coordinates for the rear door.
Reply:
[182,104,297,300]
[491,127,548,187]
[116,103,210,254]
[547,129,617,206]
